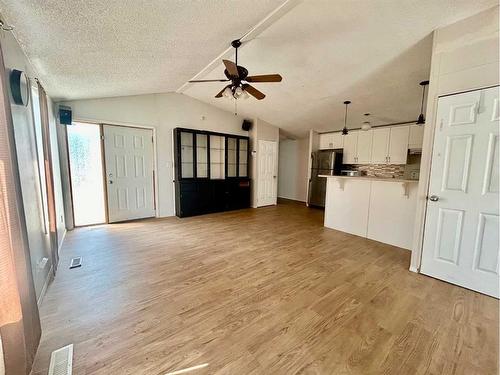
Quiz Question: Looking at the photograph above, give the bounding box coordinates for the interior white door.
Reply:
[356,130,373,164]
[258,140,278,207]
[421,86,499,298]
[388,126,409,164]
[343,131,358,164]
[371,128,390,164]
[103,125,155,223]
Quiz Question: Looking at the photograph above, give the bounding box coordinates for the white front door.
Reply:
[421,86,499,297]
[258,140,278,207]
[103,125,156,223]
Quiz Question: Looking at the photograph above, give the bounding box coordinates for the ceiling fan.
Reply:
[188,39,282,100]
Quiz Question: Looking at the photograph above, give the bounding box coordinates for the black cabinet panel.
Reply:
[174,128,250,218]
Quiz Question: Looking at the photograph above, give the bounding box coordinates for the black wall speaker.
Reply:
[59,106,72,125]
[242,119,252,131]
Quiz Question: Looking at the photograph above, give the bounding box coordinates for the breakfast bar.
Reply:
[320,175,419,250]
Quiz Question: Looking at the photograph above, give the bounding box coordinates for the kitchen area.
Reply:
[308,123,424,250]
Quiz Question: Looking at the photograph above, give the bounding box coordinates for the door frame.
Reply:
[66,121,107,227]
[67,120,159,225]
[410,84,500,273]
[257,139,278,207]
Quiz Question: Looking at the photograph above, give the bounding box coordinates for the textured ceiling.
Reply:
[181,0,498,136]
[0,0,286,100]
[1,0,496,137]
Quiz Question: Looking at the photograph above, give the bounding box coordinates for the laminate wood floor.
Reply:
[32,202,498,375]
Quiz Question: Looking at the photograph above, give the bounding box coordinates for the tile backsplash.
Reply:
[345,154,422,180]
[349,164,405,178]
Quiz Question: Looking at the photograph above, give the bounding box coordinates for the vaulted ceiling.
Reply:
[181,0,497,136]
[0,0,496,137]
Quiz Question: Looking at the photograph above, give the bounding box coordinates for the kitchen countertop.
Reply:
[318,175,419,183]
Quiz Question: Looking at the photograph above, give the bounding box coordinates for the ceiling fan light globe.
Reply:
[223,87,232,98]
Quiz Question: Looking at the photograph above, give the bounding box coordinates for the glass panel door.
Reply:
[210,135,225,179]
[227,137,237,177]
[238,138,248,177]
[196,133,208,178]
[180,131,194,178]
[67,123,106,226]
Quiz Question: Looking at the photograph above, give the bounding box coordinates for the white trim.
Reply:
[278,195,306,203]
[37,264,53,306]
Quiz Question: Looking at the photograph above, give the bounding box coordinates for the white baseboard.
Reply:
[409,265,419,273]
[58,228,67,255]
[37,264,53,306]
[278,195,306,203]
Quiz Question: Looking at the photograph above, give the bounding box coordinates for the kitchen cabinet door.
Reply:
[332,132,344,149]
[356,130,373,164]
[319,133,335,149]
[371,128,390,164]
[388,126,409,164]
[408,124,424,148]
[343,131,358,164]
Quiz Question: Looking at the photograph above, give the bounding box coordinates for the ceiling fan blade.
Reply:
[243,84,265,100]
[223,59,239,77]
[215,85,231,98]
[189,79,230,83]
[246,74,282,83]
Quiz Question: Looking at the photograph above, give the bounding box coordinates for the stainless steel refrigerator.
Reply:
[308,150,343,207]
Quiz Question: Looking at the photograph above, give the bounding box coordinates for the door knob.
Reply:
[429,195,439,202]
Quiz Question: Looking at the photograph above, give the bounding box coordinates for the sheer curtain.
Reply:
[0,41,41,375]
[38,83,59,273]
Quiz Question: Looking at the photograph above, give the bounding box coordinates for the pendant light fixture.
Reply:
[341,100,351,135]
[361,113,371,131]
[416,80,429,125]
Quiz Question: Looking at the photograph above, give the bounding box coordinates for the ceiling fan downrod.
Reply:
[231,39,241,66]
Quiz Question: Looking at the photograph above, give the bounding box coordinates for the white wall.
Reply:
[62,93,248,217]
[1,31,65,300]
[278,138,308,202]
[411,6,500,271]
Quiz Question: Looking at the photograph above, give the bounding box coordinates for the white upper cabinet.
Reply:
[371,128,390,164]
[388,126,410,164]
[343,131,358,164]
[319,132,343,149]
[408,124,424,148]
[356,130,373,164]
[320,125,410,165]
[370,126,409,164]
